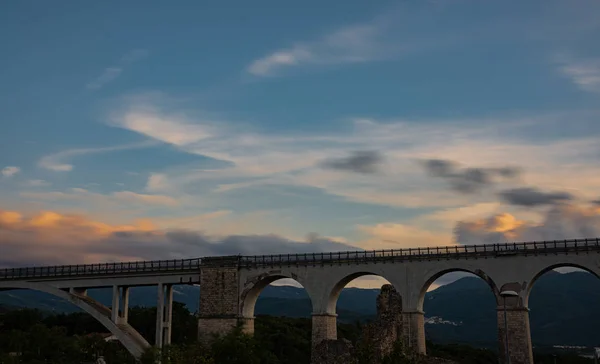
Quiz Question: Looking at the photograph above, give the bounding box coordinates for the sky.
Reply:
[1,0,600,289]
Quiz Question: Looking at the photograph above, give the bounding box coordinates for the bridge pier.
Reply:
[198,258,240,343]
[156,283,174,348]
[402,310,426,354]
[497,306,533,364]
[311,313,337,346]
[110,285,131,324]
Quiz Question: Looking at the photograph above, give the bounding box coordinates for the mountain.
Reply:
[1,271,599,348]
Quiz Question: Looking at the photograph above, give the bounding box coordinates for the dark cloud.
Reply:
[454,204,600,245]
[421,159,520,194]
[0,226,359,268]
[320,150,383,174]
[499,187,573,207]
[592,199,600,206]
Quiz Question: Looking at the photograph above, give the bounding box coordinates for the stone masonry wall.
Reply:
[497,308,533,364]
[361,284,404,360]
[198,262,240,343]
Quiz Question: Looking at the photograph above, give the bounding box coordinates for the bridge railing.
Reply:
[1,238,599,280]
[237,238,600,268]
[0,258,202,280]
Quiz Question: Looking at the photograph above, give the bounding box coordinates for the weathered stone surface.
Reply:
[361,284,404,361]
[497,307,533,364]
[197,262,240,343]
[312,339,357,364]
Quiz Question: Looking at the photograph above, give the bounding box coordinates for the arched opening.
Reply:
[526,263,600,361]
[240,274,313,363]
[326,272,398,358]
[419,269,499,352]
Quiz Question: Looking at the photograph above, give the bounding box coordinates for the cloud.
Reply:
[114,107,214,147]
[247,20,395,76]
[21,188,179,207]
[0,208,359,267]
[454,204,600,244]
[38,140,156,172]
[86,68,122,90]
[1,166,20,178]
[86,49,148,90]
[108,94,600,213]
[498,187,573,207]
[320,150,384,174]
[422,159,520,194]
[26,179,50,187]
[357,222,455,250]
[557,56,600,93]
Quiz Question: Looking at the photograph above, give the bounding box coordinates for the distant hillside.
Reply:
[1,271,599,348]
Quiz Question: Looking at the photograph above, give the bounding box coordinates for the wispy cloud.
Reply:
[86,49,149,90]
[26,179,50,187]
[247,22,392,76]
[21,187,179,207]
[108,95,600,212]
[1,166,20,178]
[38,140,156,172]
[557,56,600,93]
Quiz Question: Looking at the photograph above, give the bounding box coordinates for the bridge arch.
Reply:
[326,271,394,315]
[240,273,313,319]
[524,262,600,307]
[417,267,500,312]
[0,281,149,358]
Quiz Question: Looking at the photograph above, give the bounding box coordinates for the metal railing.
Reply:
[237,238,600,268]
[0,258,202,281]
[1,238,599,280]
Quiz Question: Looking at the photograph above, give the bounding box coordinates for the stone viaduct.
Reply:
[1,238,599,364]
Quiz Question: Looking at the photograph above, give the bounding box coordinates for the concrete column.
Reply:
[120,286,130,323]
[311,314,337,347]
[156,283,165,348]
[111,285,120,323]
[497,306,533,364]
[402,310,426,354]
[163,284,174,346]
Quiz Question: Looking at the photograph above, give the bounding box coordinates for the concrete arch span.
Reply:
[326,271,393,315]
[239,273,313,334]
[417,267,500,312]
[524,262,600,307]
[0,281,150,358]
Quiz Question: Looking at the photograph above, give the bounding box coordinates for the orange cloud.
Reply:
[0,207,358,268]
[1,209,158,237]
[454,204,600,244]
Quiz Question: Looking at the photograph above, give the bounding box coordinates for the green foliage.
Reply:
[1,306,595,364]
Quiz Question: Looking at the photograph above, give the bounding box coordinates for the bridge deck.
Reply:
[1,238,599,281]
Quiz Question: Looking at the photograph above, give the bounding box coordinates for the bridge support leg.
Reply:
[402,310,426,354]
[120,286,130,323]
[156,283,174,348]
[497,307,533,364]
[111,285,120,323]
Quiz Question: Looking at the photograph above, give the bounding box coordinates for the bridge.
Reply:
[1,238,599,364]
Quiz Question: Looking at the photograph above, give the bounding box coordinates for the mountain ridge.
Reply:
[1,271,598,348]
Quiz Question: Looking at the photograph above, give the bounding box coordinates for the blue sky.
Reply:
[1,0,600,285]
